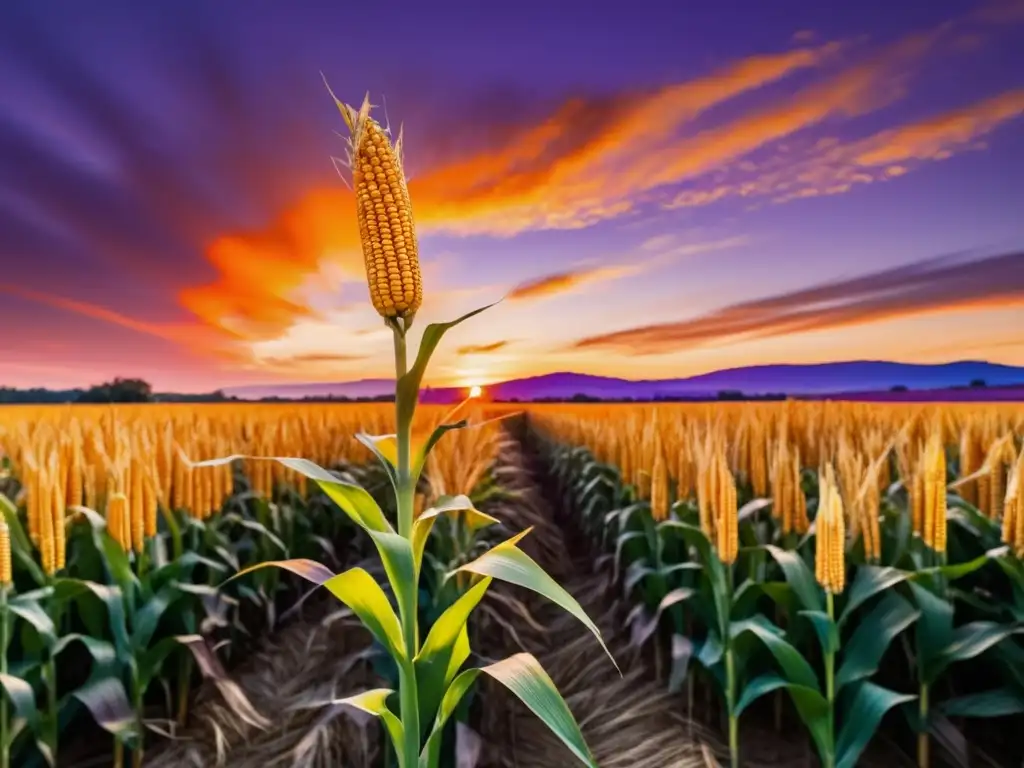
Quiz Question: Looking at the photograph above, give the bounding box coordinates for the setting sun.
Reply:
[469,385,483,398]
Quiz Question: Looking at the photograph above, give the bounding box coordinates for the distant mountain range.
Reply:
[224,360,1024,402]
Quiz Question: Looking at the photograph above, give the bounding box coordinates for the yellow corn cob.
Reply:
[0,521,11,587]
[715,458,739,565]
[650,450,669,522]
[107,493,129,552]
[922,431,947,554]
[38,464,56,576]
[816,465,846,594]
[337,94,422,320]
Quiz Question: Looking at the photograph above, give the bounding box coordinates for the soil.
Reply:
[144,588,381,768]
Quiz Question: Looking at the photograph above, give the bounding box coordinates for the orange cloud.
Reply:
[263,352,368,365]
[508,264,645,301]
[669,89,1024,208]
[456,340,511,355]
[572,251,1024,354]
[0,283,227,353]
[854,89,1024,166]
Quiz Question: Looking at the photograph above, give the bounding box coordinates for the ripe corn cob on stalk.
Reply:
[335,93,422,321]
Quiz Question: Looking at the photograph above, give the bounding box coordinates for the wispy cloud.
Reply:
[507,264,646,301]
[668,89,1024,208]
[456,340,512,355]
[855,89,1024,166]
[0,283,227,352]
[572,251,1024,354]
[261,352,368,365]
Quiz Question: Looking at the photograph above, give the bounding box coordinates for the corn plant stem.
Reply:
[725,562,738,768]
[0,586,8,768]
[824,591,835,768]
[392,322,421,768]
[131,664,144,768]
[917,682,929,768]
[176,653,192,727]
[916,548,945,768]
[45,582,59,763]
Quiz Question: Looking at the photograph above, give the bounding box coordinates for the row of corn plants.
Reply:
[0,405,414,767]
[531,402,1024,767]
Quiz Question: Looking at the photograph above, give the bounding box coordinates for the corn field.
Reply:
[0,402,507,768]
[530,400,1024,768]
[2,399,1024,766]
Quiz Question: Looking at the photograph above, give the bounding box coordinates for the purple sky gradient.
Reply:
[0,0,1022,392]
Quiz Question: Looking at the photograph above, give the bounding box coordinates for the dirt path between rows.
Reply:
[474,433,726,768]
[145,592,380,768]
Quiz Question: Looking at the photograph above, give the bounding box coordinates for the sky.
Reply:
[1,0,1023,393]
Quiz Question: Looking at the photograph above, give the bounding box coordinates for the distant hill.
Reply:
[223,360,1024,402]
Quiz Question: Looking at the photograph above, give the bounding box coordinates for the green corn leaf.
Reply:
[225,557,336,586]
[415,420,470,478]
[227,516,288,554]
[79,582,129,661]
[72,505,140,598]
[630,587,696,648]
[798,610,839,655]
[456,529,618,672]
[0,494,45,585]
[132,587,177,651]
[7,596,56,648]
[183,454,392,534]
[837,592,919,691]
[396,301,501,427]
[938,687,1024,718]
[323,567,406,662]
[836,682,915,768]
[421,653,596,768]
[735,672,824,719]
[657,521,729,630]
[354,432,400,490]
[415,577,492,732]
[911,550,995,585]
[71,676,137,740]
[764,545,823,613]
[412,495,499,575]
[332,689,405,762]
[909,582,953,670]
[696,631,724,671]
[613,530,647,585]
[0,672,38,738]
[137,636,183,689]
[759,581,798,616]
[924,621,1024,685]
[838,565,910,627]
[446,625,471,687]
[366,529,418,640]
[731,616,820,689]
[52,634,119,677]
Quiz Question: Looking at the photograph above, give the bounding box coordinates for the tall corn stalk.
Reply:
[190,88,618,768]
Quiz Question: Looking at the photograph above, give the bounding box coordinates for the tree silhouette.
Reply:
[77,377,154,403]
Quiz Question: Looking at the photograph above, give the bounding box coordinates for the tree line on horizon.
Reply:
[0,376,993,405]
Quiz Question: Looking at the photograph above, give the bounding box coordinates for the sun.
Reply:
[469,385,483,398]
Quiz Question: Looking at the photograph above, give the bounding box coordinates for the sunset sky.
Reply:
[1,0,1023,393]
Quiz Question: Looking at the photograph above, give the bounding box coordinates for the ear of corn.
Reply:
[333,93,422,321]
